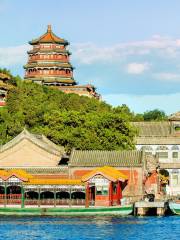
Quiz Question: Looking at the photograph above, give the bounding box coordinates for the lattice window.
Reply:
[157,152,168,158]
[172,174,179,185]
[171,145,179,150]
[156,145,169,150]
[172,152,178,158]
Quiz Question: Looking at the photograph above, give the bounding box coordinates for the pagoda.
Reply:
[24,25,75,86]
[24,25,100,99]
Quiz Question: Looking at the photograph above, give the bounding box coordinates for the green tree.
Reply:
[0,78,136,151]
[143,109,167,121]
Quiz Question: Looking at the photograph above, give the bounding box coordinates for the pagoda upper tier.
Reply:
[24,25,76,86]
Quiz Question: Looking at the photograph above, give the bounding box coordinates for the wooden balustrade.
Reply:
[0,194,85,206]
[25,199,85,206]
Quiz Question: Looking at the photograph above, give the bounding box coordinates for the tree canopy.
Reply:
[0,69,168,151]
[0,76,136,151]
[143,109,167,121]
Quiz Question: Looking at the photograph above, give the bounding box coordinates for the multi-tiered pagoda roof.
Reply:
[24,25,101,99]
[24,25,76,86]
[29,25,69,45]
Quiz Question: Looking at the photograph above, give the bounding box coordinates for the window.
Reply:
[96,186,102,195]
[171,145,179,151]
[172,152,178,158]
[96,186,108,195]
[172,174,179,185]
[141,146,153,151]
[156,146,169,150]
[102,186,108,195]
[157,152,168,158]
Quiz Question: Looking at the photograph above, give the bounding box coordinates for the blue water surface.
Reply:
[0,215,179,240]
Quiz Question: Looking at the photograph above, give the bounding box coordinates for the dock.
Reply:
[134,201,168,216]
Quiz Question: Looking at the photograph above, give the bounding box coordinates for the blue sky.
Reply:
[0,0,180,114]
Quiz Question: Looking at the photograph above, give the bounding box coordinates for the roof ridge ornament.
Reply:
[47,24,52,32]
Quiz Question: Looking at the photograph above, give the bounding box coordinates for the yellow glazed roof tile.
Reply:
[81,166,128,182]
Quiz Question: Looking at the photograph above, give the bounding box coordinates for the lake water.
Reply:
[0,216,179,240]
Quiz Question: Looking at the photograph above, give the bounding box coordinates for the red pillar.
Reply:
[117,181,122,205]
[89,187,92,205]
[109,182,113,206]
[85,183,89,208]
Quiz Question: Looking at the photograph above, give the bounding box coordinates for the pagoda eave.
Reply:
[24,63,74,69]
[29,40,69,46]
[27,49,71,55]
[25,77,76,84]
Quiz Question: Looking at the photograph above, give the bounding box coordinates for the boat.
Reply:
[169,201,180,215]
[0,205,133,216]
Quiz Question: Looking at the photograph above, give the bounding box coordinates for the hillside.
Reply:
[0,73,136,151]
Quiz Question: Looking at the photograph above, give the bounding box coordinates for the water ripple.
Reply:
[0,216,179,240]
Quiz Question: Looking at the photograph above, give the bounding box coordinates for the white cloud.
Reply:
[154,72,180,82]
[0,44,30,67]
[71,43,120,64]
[71,35,180,64]
[126,62,150,74]
[103,93,180,115]
[1,35,180,68]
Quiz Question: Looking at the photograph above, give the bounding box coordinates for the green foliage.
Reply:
[1,69,168,151]
[113,105,167,122]
[113,104,144,121]
[143,109,167,121]
[0,67,22,86]
[0,78,136,151]
[0,68,12,76]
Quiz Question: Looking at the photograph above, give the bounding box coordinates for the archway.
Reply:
[0,186,5,203]
[56,191,70,199]
[7,185,21,194]
[71,191,85,199]
[0,186,5,194]
[25,191,38,200]
[6,185,21,204]
[40,191,54,199]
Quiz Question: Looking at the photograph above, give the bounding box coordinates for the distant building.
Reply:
[24,25,100,99]
[133,112,180,196]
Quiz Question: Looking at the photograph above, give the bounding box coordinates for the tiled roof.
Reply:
[69,150,144,167]
[132,122,172,137]
[3,167,68,174]
[132,119,180,144]
[0,169,33,181]
[44,78,75,84]
[29,25,68,45]
[81,166,128,182]
[25,77,75,84]
[135,136,180,145]
[24,62,73,69]
[33,174,68,179]
[28,48,71,55]
[0,169,82,185]
[25,178,83,185]
[0,128,64,156]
